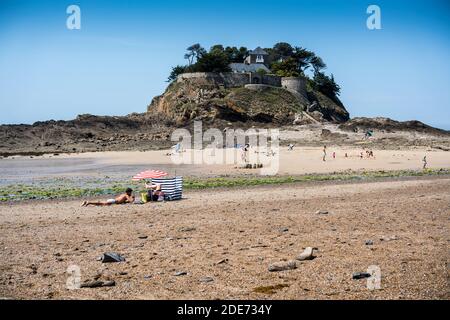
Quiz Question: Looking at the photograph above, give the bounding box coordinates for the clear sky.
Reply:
[1,0,449,129]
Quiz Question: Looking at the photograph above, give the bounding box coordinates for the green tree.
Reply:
[313,72,341,99]
[224,46,248,62]
[256,68,268,76]
[210,44,225,54]
[310,55,327,74]
[270,57,300,77]
[167,65,188,82]
[191,50,231,73]
[184,43,206,65]
[292,47,315,72]
[273,42,294,58]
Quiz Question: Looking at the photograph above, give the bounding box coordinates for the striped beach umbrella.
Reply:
[132,169,168,181]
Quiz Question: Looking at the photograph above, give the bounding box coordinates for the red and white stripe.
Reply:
[132,170,168,181]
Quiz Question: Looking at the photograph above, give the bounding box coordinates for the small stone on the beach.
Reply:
[144,275,152,279]
[352,272,371,280]
[365,240,374,245]
[179,227,196,232]
[199,277,214,283]
[101,252,126,263]
[138,235,148,239]
[216,258,228,265]
[279,227,289,232]
[296,247,315,261]
[174,271,187,276]
[316,210,329,215]
[80,280,104,288]
[268,261,297,272]
[102,280,115,287]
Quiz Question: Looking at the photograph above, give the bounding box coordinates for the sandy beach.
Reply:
[2,147,450,184]
[0,176,448,299]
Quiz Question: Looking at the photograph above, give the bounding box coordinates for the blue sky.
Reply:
[0,0,449,129]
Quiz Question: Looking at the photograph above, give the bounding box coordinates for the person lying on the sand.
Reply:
[81,188,135,207]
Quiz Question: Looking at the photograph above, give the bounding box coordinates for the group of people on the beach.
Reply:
[320,145,374,162]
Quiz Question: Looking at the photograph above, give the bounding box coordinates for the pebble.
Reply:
[365,240,374,245]
[174,271,187,276]
[100,252,126,263]
[316,210,329,215]
[216,258,229,265]
[80,280,115,288]
[352,272,371,280]
[268,261,297,272]
[296,247,316,261]
[179,227,196,232]
[199,277,214,283]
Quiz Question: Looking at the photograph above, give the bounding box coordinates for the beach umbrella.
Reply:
[132,169,168,181]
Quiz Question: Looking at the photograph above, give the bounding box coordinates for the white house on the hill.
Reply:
[230,47,271,73]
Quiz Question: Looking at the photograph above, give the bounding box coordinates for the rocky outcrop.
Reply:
[339,117,449,135]
[148,75,350,126]
[0,113,173,156]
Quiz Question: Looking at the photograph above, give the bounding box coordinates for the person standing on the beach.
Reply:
[332,151,336,159]
[422,155,427,169]
[322,145,327,162]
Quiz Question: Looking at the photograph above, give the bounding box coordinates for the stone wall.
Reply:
[281,77,307,98]
[177,73,306,97]
[262,74,281,87]
[177,72,250,88]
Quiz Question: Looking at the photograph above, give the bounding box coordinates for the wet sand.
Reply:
[1,147,449,185]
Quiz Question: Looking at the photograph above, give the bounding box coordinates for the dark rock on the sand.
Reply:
[268,261,297,272]
[174,271,188,276]
[365,240,374,246]
[279,227,289,232]
[199,277,214,283]
[138,235,148,239]
[80,280,104,288]
[352,272,371,280]
[144,275,152,279]
[80,280,115,288]
[316,210,329,215]
[100,252,126,263]
[296,247,316,261]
